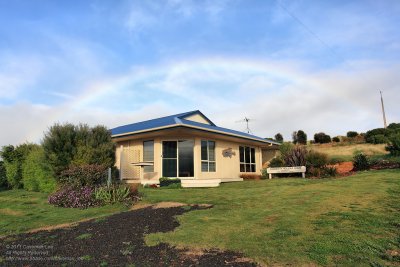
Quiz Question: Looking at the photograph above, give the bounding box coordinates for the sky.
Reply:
[0,0,399,147]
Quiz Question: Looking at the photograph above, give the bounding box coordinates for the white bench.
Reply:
[266,166,306,179]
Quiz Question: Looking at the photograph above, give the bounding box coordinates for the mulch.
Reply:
[0,205,257,267]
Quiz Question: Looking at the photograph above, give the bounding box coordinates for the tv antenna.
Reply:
[380,90,387,128]
[236,117,254,134]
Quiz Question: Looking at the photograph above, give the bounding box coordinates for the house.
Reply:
[111,110,280,187]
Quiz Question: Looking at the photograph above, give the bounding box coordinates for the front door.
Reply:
[162,140,194,177]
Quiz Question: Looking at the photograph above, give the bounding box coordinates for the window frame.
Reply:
[239,146,256,172]
[143,140,154,173]
[201,140,216,172]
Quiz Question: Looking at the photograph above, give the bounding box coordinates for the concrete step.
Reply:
[141,180,160,185]
[220,178,243,183]
[121,179,140,184]
[181,179,221,188]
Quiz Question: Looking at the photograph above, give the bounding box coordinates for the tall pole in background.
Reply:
[380,90,387,129]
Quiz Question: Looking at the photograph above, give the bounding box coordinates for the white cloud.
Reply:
[1,56,399,147]
[124,6,157,33]
[0,54,44,100]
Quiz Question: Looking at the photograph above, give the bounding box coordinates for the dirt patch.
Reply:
[386,249,400,257]
[0,205,256,266]
[264,215,278,223]
[131,202,213,210]
[335,162,354,174]
[152,201,188,209]
[26,217,100,234]
[0,208,24,216]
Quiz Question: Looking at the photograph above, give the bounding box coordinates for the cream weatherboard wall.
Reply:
[115,135,263,181]
[194,138,262,179]
[183,114,212,125]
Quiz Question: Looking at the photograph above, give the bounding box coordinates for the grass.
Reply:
[310,142,388,162]
[76,233,92,240]
[142,169,400,266]
[0,189,129,237]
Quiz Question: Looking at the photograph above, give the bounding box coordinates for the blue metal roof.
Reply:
[111,110,280,145]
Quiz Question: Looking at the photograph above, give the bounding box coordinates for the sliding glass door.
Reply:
[162,141,177,177]
[162,140,194,177]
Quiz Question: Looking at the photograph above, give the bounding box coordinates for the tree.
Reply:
[42,123,115,176]
[387,123,400,130]
[292,131,298,144]
[0,161,7,188]
[346,131,358,138]
[332,136,340,142]
[274,133,283,143]
[314,132,331,144]
[42,123,77,174]
[22,146,56,193]
[385,133,400,156]
[0,143,38,189]
[293,130,307,145]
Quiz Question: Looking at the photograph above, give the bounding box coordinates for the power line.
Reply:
[277,1,390,126]
[277,1,345,62]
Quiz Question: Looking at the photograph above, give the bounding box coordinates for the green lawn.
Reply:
[0,189,129,237]
[142,170,400,266]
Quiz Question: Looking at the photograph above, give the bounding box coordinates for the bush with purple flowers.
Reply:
[48,186,99,209]
[58,164,107,187]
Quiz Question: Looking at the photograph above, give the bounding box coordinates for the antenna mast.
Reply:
[236,117,253,134]
[380,90,387,129]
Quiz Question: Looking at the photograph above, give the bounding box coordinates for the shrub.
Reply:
[94,184,137,204]
[332,136,340,143]
[314,132,331,144]
[385,133,400,156]
[240,174,262,180]
[323,166,338,177]
[306,150,328,169]
[268,157,285,167]
[261,168,269,179]
[283,145,307,166]
[22,147,56,193]
[370,158,400,170]
[364,127,396,144]
[164,183,182,189]
[0,143,38,189]
[0,161,7,188]
[48,186,99,209]
[353,153,370,171]
[159,177,181,187]
[143,184,158,188]
[370,134,388,144]
[279,142,294,158]
[388,123,400,130]
[59,164,107,187]
[328,157,345,165]
[346,131,358,138]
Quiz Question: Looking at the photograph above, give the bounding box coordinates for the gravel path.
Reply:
[0,205,257,267]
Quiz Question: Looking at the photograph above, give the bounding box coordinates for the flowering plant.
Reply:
[48,186,99,209]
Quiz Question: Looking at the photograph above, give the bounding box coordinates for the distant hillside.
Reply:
[310,143,387,162]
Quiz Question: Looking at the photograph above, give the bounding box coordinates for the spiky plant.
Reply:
[284,145,307,167]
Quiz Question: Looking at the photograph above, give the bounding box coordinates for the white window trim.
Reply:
[239,145,256,173]
[201,140,216,172]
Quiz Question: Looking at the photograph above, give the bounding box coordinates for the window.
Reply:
[239,146,256,172]
[201,140,216,172]
[143,140,154,172]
